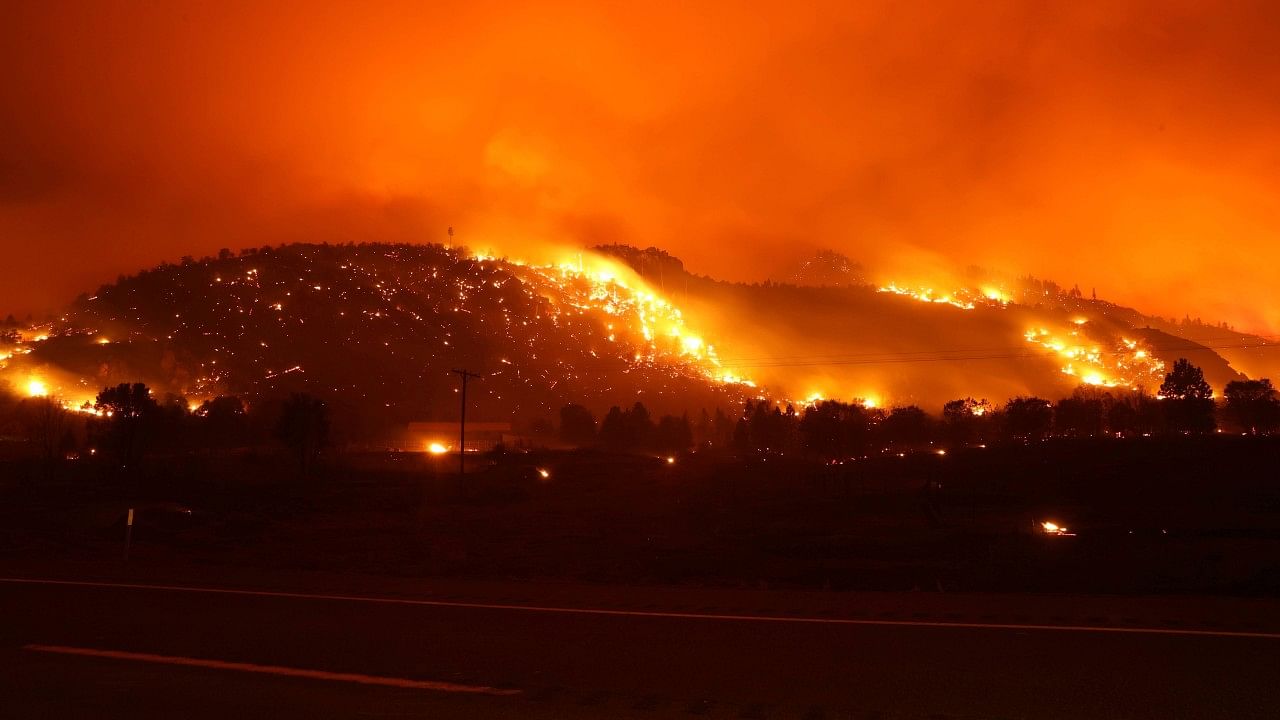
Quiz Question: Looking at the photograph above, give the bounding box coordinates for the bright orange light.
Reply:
[427,442,449,455]
[26,379,49,397]
[537,468,550,479]
[1041,521,1074,536]
[666,456,676,465]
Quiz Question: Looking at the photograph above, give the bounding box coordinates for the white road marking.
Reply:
[4,576,1279,640]
[23,644,522,696]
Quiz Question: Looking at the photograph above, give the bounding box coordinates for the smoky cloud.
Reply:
[3,1,1279,333]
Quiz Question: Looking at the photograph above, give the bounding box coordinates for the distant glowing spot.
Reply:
[1082,372,1105,386]
[935,449,947,456]
[666,456,676,465]
[861,397,879,409]
[1041,521,1073,536]
[1072,318,1088,325]
[537,468,550,479]
[427,442,449,455]
[95,337,111,345]
[26,379,49,397]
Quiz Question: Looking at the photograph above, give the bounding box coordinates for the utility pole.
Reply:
[452,368,482,476]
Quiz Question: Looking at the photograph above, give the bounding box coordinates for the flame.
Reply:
[1024,324,1165,390]
[877,282,976,310]
[427,442,449,455]
[26,378,49,397]
[490,250,756,390]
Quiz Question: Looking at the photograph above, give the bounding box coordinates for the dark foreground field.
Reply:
[4,436,1279,595]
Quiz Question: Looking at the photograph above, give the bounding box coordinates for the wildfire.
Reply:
[427,442,449,455]
[26,378,48,397]
[1023,326,1165,390]
[877,282,976,310]
[489,250,757,390]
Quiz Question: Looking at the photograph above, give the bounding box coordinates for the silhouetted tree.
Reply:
[275,393,329,475]
[196,395,249,449]
[558,403,597,445]
[152,393,192,451]
[942,397,993,444]
[1159,359,1216,433]
[1108,390,1159,436]
[94,382,160,467]
[798,400,875,458]
[599,406,628,448]
[712,408,735,447]
[597,403,656,451]
[627,402,655,448]
[1160,358,1213,400]
[742,400,797,453]
[1054,386,1108,437]
[654,413,694,454]
[1002,397,1053,441]
[731,417,750,452]
[1223,379,1280,434]
[877,405,933,448]
[799,400,844,458]
[21,396,73,480]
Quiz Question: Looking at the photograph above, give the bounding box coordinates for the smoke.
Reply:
[3,1,1279,333]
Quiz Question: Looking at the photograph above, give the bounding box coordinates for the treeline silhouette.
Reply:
[554,360,1280,457]
[0,384,331,479]
[2,360,1277,476]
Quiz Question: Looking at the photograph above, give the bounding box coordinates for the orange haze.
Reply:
[2,1,1279,333]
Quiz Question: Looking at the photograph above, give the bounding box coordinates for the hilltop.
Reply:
[0,243,746,438]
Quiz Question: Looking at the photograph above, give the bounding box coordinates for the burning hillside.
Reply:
[0,243,751,437]
[2,242,1274,428]
[597,246,1273,406]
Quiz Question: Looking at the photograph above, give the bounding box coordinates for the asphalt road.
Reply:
[3,575,1280,719]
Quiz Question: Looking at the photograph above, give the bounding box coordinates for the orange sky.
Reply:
[3,1,1279,333]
